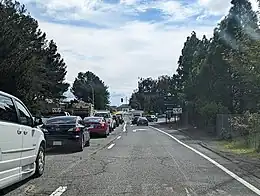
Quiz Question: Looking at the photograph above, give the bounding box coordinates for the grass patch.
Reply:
[217,140,260,158]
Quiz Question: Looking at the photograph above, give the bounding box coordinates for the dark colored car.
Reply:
[41,116,90,152]
[137,117,149,126]
[116,114,124,124]
[146,115,153,122]
[132,116,139,124]
[113,115,120,127]
[146,115,158,122]
[83,117,109,138]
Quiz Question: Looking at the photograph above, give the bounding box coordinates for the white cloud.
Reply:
[198,0,258,16]
[19,0,259,105]
[38,20,214,105]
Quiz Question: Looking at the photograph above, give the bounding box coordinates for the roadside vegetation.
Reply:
[0,0,110,114]
[130,0,260,153]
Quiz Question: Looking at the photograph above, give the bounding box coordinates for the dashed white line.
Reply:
[50,186,67,196]
[117,136,121,139]
[150,126,260,195]
[133,129,137,132]
[107,143,115,149]
[185,188,191,196]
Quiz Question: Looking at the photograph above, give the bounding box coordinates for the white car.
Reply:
[0,91,45,190]
[94,110,116,132]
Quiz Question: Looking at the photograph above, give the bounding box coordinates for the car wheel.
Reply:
[77,135,84,152]
[104,132,107,138]
[34,145,45,177]
[85,139,90,147]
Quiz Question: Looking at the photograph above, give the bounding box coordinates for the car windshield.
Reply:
[84,118,102,122]
[45,117,76,124]
[94,113,110,118]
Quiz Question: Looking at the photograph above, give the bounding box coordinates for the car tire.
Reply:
[77,135,84,152]
[85,139,90,147]
[34,145,45,177]
[104,133,107,138]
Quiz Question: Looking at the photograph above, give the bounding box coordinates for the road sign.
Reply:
[52,108,61,113]
[173,108,182,114]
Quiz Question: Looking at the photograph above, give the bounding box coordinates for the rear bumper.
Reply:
[45,135,81,148]
[89,128,106,135]
[137,121,148,125]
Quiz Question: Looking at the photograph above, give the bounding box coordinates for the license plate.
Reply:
[53,141,62,146]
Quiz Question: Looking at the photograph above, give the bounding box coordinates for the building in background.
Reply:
[117,104,131,112]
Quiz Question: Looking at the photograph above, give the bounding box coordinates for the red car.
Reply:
[83,117,109,138]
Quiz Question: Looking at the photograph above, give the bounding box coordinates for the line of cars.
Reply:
[0,90,124,190]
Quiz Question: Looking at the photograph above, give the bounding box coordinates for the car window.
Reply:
[0,94,18,123]
[94,113,110,118]
[84,118,102,122]
[14,100,33,126]
[46,117,77,124]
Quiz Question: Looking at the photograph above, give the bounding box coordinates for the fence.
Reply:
[216,114,260,151]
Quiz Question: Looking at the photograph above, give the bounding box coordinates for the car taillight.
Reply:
[101,123,105,127]
[75,127,81,132]
[68,127,81,132]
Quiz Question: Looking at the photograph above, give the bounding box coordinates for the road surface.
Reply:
[2,122,260,196]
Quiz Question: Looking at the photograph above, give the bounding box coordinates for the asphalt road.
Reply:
[2,121,260,196]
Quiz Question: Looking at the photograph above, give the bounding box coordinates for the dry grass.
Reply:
[218,140,260,158]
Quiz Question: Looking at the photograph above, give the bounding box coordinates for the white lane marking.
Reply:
[50,186,67,196]
[107,143,115,149]
[117,136,121,139]
[150,126,260,195]
[133,129,147,133]
[123,123,127,132]
[185,188,191,196]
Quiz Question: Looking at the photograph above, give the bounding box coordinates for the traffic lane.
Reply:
[63,124,257,196]
[2,124,124,196]
[58,124,187,196]
[151,124,260,193]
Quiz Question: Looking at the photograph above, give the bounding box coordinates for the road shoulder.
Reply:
[151,123,260,186]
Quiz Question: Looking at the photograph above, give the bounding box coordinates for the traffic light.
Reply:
[121,98,124,103]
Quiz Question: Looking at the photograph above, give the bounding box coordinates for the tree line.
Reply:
[130,0,260,127]
[0,0,110,113]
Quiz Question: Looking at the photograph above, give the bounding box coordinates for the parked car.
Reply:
[94,111,116,132]
[137,117,149,126]
[131,116,139,124]
[83,117,109,138]
[0,91,45,190]
[151,115,158,122]
[116,114,124,124]
[146,115,158,122]
[41,116,90,151]
[113,115,120,127]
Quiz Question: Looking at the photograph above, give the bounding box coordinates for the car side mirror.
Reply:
[34,117,43,127]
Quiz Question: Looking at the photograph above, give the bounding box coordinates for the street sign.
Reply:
[173,108,182,114]
[52,108,61,113]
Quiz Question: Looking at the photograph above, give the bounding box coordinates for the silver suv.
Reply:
[0,91,45,190]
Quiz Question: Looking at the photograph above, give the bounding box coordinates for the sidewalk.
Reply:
[156,121,260,179]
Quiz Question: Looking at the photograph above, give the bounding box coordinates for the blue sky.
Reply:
[20,0,258,105]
